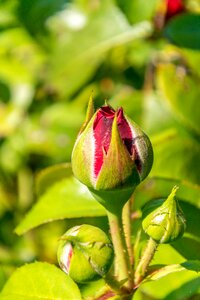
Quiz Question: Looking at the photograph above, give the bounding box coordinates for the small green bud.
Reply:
[57,224,114,283]
[142,186,186,244]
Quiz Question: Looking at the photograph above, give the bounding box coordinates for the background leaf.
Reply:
[15,174,106,235]
[157,63,200,136]
[164,14,200,50]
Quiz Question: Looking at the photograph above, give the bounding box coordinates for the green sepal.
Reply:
[126,116,153,182]
[79,94,95,135]
[71,112,97,188]
[89,186,135,213]
[142,186,186,244]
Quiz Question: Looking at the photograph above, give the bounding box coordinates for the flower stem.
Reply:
[122,197,134,267]
[107,206,133,291]
[134,237,158,286]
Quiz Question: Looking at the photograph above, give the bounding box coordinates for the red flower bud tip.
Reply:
[166,0,185,21]
[154,0,185,30]
[93,106,134,178]
[72,101,153,192]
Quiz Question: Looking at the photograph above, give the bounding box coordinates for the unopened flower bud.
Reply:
[142,186,186,244]
[72,99,153,197]
[57,224,114,283]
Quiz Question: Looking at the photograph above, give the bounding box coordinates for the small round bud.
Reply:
[57,224,114,283]
[142,186,186,244]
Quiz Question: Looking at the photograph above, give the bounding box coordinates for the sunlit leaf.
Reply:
[164,277,200,300]
[143,260,200,283]
[0,262,82,300]
[15,176,106,235]
[139,264,200,299]
[35,163,72,196]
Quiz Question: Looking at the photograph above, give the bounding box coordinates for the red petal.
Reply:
[93,106,115,178]
[117,108,134,155]
[166,0,185,20]
[93,106,135,178]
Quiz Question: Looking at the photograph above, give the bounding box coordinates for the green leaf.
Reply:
[138,263,200,299]
[143,260,200,283]
[80,278,118,300]
[118,0,159,24]
[135,176,200,209]
[164,277,200,300]
[15,176,106,235]
[151,129,200,186]
[164,14,200,50]
[35,163,72,196]
[18,0,67,37]
[47,1,152,98]
[0,262,82,300]
[157,63,200,136]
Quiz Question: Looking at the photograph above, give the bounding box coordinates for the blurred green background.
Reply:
[0,0,200,299]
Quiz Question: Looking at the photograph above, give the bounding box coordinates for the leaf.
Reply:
[35,163,73,196]
[80,278,110,300]
[18,0,67,37]
[151,129,200,187]
[164,13,200,50]
[164,277,200,300]
[47,1,152,98]
[0,262,82,300]
[143,260,200,283]
[157,63,200,136]
[135,176,200,209]
[119,0,159,24]
[138,262,200,299]
[15,176,106,235]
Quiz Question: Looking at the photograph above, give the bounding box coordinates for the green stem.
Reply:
[107,207,133,291]
[122,198,134,267]
[134,237,158,286]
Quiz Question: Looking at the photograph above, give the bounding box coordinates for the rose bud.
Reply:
[142,186,186,244]
[72,99,153,202]
[165,0,185,21]
[154,0,185,30]
[57,224,114,283]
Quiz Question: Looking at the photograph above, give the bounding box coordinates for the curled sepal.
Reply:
[79,93,95,135]
[57,224,114,283]
[142,186,186,244]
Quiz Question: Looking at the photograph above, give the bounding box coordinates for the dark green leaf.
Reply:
[18,0,67,37]
[164,13,200,50]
